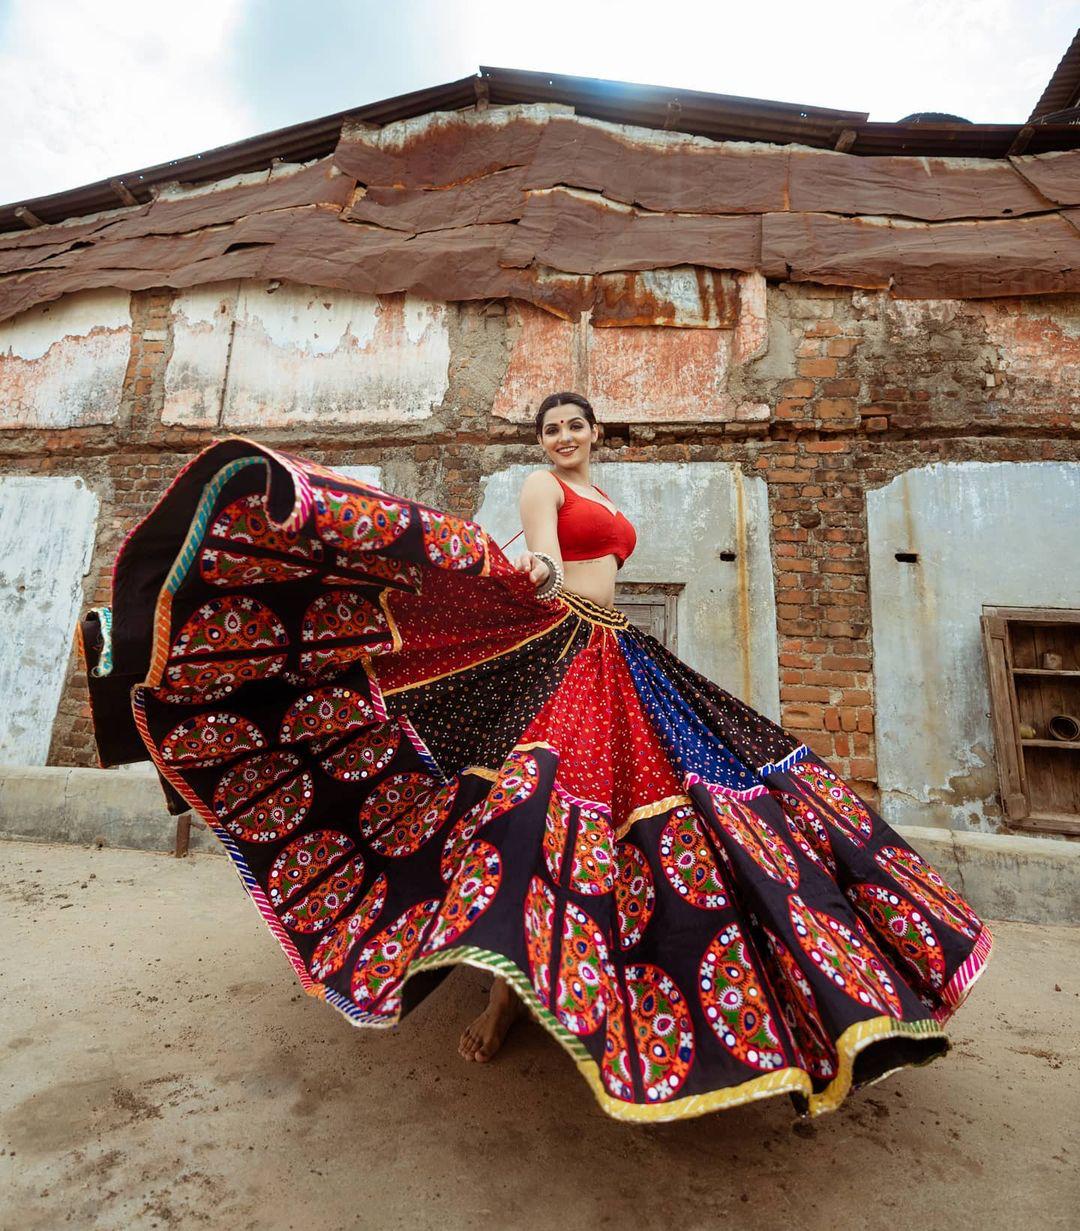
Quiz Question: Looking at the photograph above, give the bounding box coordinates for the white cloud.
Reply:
[0,0,1074,209]
[452,0,1075,123]
[0,0,255,203]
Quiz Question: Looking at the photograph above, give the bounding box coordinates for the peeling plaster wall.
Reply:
[492,275,770,424]
[476,462,780,718]
[0,476,99,764]
[867,461,1080,832]
[0,272,1075,815]
[0,289,131,429]
[163,282,450,427]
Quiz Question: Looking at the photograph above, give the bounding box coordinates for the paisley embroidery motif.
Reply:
[789,895,903,1017]
[623,964,695,1102]
[423,840,502,953]
[310,873,388,982]
[848,883,946,993]
[787,760,873,845]
[699,922,786,1071]
[314,486,412,553]
[708,793,800,887]
[211,751,313,843]
[658,805,728,910]
[350,898,440,1015]
[614,841,655,951]
[874,845,982,941]
[418,507,485,569]
[359,772,458,858]
[161,712,265,767]
[267,829,355,907]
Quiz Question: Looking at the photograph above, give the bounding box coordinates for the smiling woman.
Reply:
[502,392,638,610]
[80,401,991,1124]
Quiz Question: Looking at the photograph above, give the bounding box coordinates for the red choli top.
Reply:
[552,473,637,569]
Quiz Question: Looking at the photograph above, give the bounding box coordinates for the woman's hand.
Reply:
[513,551,551,588]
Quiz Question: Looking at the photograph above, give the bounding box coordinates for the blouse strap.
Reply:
[550,472,575,499]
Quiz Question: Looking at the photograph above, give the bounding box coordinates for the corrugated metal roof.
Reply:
[478,65,868,146]
[1029,28,1080,121]
[3,65,1080,235]
[0,76,478,231]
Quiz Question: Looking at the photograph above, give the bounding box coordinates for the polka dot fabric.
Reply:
[87,439,993,1125]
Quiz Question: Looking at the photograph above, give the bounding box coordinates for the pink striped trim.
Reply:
[361,656,389,722]
[553,775,612,818]
[255,441,315,534]
[684,772,769,801]
[397,714,445,779]
[131,687,315,990]
[932,925,994,1024]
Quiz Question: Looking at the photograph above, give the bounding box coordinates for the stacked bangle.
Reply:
[532,551,564,601]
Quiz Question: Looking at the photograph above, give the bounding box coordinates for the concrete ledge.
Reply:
[0,765,219,854]
[1,766,1077,924]
[895,824,1079,927]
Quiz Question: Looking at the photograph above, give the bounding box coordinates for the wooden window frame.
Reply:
[614,582,683,652]
[981,605,1080,837]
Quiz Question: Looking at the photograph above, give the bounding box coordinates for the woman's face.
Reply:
[538,404,599,467]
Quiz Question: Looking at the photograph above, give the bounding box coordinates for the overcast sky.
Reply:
[0,0,1075,204]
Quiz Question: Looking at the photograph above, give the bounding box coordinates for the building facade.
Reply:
[1,71,1078,837]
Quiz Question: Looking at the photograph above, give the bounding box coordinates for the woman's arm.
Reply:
[515,470,563,587]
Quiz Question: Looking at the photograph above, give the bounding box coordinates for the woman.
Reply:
[459,390,634,1062]
[80,392,991,1123]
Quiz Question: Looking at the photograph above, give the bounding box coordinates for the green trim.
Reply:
[409,944,593,1065]
[164,456,266,596]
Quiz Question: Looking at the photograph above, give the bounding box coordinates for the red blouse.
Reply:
[552,473,637,569]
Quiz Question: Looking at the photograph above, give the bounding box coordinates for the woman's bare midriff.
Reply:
[562,554,619,608]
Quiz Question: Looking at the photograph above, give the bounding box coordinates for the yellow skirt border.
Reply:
[308,942,953,1125]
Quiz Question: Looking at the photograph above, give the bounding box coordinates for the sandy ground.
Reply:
[0,840,1077,1231]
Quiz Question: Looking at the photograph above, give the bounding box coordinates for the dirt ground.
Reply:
[0,840,1077,1231]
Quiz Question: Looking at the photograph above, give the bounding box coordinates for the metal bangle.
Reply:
[532,550,563,600]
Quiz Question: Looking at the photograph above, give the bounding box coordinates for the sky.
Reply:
[0,0,1075,204]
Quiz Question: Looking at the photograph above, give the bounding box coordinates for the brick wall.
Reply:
[2,283,1078,805]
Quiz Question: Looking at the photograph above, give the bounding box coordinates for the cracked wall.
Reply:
[868,461,1080,831]
[0,270,1077,835]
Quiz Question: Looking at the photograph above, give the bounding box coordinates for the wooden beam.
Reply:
[14,205,44,228]
[1008,124,1035,156]
[108,178,139,207]
[834,128,858,153]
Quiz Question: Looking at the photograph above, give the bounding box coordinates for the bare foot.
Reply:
[458,976,522,1063]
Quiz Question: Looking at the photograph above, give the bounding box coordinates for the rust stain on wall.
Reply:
[493,278,772,424]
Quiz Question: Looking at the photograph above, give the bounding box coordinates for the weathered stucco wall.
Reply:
[163,282,450,428]
[0,290,131,429]
[0,226,1077,834]
[492,274,769,424]
[476,462,780,718]
[0,475,98,764]
[868,461,1080,832]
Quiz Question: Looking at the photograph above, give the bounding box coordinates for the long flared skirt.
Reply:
[80,438,993,1123]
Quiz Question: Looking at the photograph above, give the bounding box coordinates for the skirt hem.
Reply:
[132,685,985,1127]
[308,941,955,1125]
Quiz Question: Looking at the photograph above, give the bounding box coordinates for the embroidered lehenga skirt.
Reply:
[81,438,992,1123]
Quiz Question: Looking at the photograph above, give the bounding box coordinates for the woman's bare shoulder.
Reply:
[519,469,562,504]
